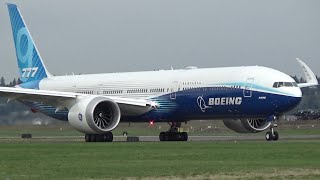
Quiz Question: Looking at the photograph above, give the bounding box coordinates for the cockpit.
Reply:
[273,82,298,88]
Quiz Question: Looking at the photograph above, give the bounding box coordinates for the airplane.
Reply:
[0,3,318,142]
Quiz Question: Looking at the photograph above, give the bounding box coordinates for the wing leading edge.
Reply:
[0,87,157,116]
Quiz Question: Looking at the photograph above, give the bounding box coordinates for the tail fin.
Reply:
[7,4,51,88]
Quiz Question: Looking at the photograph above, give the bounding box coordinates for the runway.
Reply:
[1,134,320,142]
[138,135,320,141]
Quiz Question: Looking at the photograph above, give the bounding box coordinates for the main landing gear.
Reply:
[85,132,113,142]
[159,122,188,141]
[265,116,279,141]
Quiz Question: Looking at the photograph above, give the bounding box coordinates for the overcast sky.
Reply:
[0,0,319,80]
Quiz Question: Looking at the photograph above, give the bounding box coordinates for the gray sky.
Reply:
[0,0,319,80]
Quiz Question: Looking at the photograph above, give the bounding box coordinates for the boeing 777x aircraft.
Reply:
[0,4,318,142]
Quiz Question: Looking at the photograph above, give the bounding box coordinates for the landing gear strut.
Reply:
[265,116,279,141]
[85,132,113,142]
[159,122,188,141]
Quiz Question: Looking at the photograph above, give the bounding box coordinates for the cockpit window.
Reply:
[284,82,293,87]
[273,82,278,88]
[273,82,298,88]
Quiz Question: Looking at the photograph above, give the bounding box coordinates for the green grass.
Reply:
[0,141,319,179]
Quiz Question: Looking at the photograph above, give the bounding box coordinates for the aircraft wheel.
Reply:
[265,131,273,141]
[90,134,96,142]
[104,132,113,142]
[164,132,170,141]
[159,132,166,141]
[85,134,91,142]
[181,132,188,141]
[273,131,279,141]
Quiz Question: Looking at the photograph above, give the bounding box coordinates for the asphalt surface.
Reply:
[136,135,320,141]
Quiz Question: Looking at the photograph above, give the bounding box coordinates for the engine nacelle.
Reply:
[223,119,271,133]
[68,96,121,134]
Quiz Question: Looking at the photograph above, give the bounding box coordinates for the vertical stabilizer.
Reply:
[7,4,52,88]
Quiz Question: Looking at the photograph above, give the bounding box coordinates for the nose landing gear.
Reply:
[159,122,188,141]
[265,116,279,141]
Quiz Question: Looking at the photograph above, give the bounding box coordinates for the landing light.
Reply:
[149,120,155,126]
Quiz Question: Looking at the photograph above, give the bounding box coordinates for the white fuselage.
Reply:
[29,65,302,122]
[39,66,301,99]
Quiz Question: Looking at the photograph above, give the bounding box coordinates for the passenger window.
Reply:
[278,82,284,87]
[292,82,298,87]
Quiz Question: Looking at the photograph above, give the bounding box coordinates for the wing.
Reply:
[0,87,158,116]
[296,58,318,88]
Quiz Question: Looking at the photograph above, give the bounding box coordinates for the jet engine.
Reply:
[68,96,121,134]
[223,119,271,133]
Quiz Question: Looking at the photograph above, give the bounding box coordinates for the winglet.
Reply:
[296,58,318,88]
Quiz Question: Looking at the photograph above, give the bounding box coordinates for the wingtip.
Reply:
[296,57,303,63]
[296,57,318,87]
[296,58,308,67]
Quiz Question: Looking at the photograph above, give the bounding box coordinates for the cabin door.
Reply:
[72,75,78,93]
[243,78,254,97]
[170,81,180,99]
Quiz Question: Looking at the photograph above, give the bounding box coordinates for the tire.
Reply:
[85,134,91,142]
[90,134,96,142]
[181,132,188,141]
[265,131,273,141]
[164,132,169,141]
[178,133,183,141]
[104,132,113,142]
[273,131,279,141]
[159,132,166,141]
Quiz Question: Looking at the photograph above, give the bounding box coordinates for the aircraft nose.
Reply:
[288,87,302,108]
[290,95,302,107]
[277,87,302,113]
[293,87,302,98]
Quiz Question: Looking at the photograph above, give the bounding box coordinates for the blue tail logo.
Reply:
[7,4,51,88]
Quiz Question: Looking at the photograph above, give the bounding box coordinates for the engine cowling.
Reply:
[223,119,271,133]
[68,96,121,134]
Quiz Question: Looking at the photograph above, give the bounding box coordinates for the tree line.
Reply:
[0,77,22,87]
[0,77,26,115]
